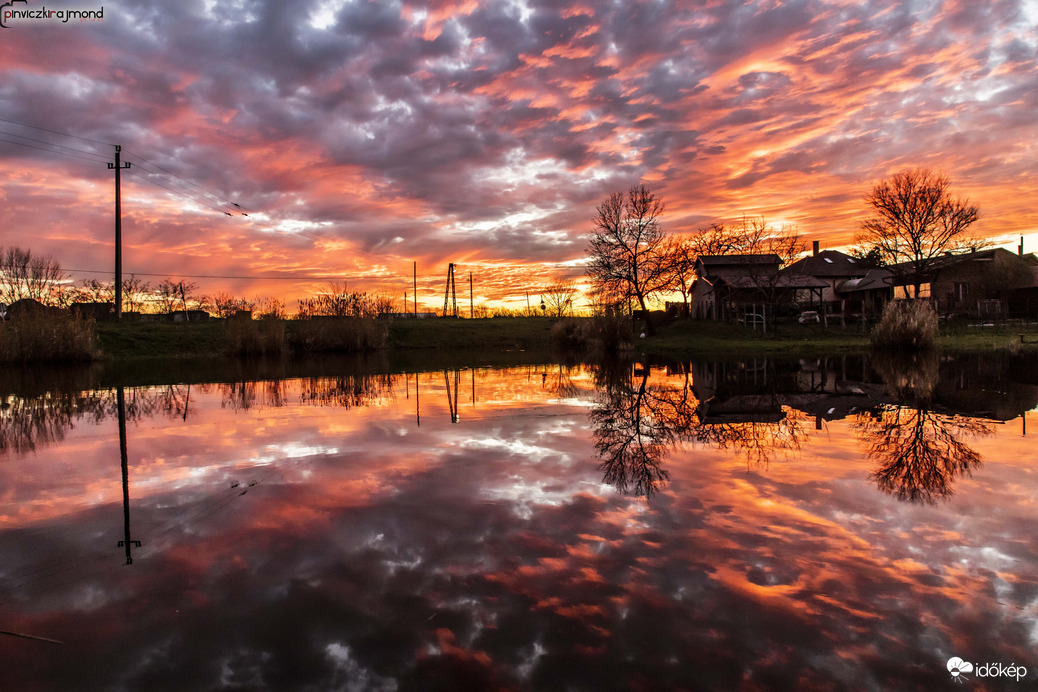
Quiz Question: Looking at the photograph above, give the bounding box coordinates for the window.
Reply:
[895,283,931,299]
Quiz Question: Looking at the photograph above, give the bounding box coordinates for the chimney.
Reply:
[812,240,820,256]
[1020,236,1024,256]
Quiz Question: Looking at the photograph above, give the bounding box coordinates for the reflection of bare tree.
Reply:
[2,371,400,454]
[298,373,395,409]
[591,359,818,495]
[0,385,198,454]
[590,361,700,496]
[1,391,95,454]
[857,351,991,504]
[540,364,583,399]
[857,406,990,504]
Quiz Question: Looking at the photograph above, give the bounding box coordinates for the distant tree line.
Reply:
[0,249,396,321]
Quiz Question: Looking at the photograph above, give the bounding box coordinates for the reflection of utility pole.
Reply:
[108,146,131,320]
[415,372,420,427]
[116,386,140,564]
[444,369,460,423]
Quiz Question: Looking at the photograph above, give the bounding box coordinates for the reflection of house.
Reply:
[934,353,1038,420]
[691,254,826,322]
[890,248,1038,317]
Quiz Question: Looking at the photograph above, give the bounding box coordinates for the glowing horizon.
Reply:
[1,0,1036,312]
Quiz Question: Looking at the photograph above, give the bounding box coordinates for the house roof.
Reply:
[698,254,782,267]
[784,250,867,278]
[712,273,829,289]
[886,248,1038,284]
[835,268,893,293]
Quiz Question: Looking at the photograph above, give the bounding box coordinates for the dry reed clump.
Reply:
[288,317,389,354]
[550,315,633,356]
[223,317,286,357]
[0,314,99,363]
[871,300,939,351]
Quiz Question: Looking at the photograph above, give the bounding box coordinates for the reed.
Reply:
[871,300,939,351]
[550,315,633,356]
[0,314,99,363]
[288,317,389,353]
[223,317,286,357]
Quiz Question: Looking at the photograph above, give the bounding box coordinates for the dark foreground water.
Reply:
[1,353,1036,691]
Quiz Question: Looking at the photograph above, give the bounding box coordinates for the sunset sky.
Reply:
[1,0,1036,311]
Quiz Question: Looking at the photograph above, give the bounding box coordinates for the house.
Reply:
[71,302,115,321]
[691,254,827,323]
[783,249,868,306]
[171,309,212,322]
[888,248,1038,317]
[834,269,894,321]
[4,298,65,320]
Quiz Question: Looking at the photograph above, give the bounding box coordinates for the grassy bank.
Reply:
[75,315,1038,362]
[93,316,554,360]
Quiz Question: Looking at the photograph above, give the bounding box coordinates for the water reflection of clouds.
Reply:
[1,363,1037,688]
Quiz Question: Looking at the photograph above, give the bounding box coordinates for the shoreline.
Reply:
[4,316,1037,365]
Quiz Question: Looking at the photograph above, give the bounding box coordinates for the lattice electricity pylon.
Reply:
[442,263,458,317]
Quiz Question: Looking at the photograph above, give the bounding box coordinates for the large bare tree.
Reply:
[685,216,804,266]
[0,247,67,305]
[857,169,981,297]
[585,184,671,332]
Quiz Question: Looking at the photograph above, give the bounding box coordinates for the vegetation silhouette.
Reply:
[588,357,808,497]
[856,351,992,504]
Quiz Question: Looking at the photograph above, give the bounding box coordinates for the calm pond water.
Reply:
[1,352,1037,691]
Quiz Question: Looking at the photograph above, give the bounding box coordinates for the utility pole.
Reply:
[469,272,473,318]
[413,261,417,316]
[108,146,131,319]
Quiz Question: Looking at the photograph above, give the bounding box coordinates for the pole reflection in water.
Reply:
[116,386,140,565]
[0,356,1036,690]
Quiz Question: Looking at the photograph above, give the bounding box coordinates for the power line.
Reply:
[0,116,115,147]
[0,117,249,215]
[0,129,109,160]
[0,135,110,164]
[123,168,243,216]
[63,267,353,281]
[127,164,241,215]
[122,148,253,213]
[0,118,406,268]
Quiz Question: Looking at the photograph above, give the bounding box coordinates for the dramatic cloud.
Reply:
[1,0,1036,308]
